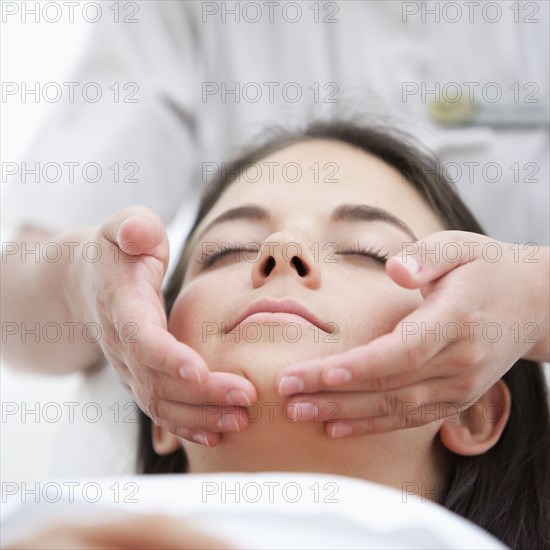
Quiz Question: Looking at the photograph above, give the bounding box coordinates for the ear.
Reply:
[152,423,182,456]
[439,380,511,456]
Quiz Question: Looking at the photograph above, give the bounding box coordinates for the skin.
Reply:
[153,139,511,499]
[5,515,234,549]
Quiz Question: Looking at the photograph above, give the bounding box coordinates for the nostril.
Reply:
[291,256,308,277]
[263,256,276,277]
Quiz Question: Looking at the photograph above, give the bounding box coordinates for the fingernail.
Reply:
[226,389,252,406]
[402,256,421,275]
[179,365,201,383]
[192,431,210,446]
[328,422,352,438]
[286,402,317,422]
[217,416,241,432]
[324,367,352,385]
[278,376,305,395]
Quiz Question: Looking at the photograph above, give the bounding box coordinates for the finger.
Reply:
[102,206,169,264]
[356,294,474,381]
[286,377,441,423]
[130,324,257,403]
[324,399,461,437]
[386,230,482,289]
[325,400,455,437]
[153,400,250,436]
[123,321,211,383]
[429,339,487,374]
[105,269,213,384]
[322,379,468,437]
[145,371,257,407]
[275,334,429,396]
[171,427,221,448]
[285,388,430,423]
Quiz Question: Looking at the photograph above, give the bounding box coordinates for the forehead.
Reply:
[201,139,444,238]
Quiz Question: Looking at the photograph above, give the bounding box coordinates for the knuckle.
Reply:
[403,412,423,429]
[405,387,422,407]
[379,393,399,416]
[471,347,486,364]
[451,376,476,396]
[462,304,483,325]
[398,393,424,428]
[359,417,375,434]
[452,348,482,368]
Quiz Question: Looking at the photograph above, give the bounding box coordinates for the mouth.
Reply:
[228,298,335,334]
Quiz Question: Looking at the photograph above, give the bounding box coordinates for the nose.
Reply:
[251,232,321,289]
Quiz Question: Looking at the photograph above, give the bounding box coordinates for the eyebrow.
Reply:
[194,203,417,243]
[331,204,418,240]
[195,205,270,242]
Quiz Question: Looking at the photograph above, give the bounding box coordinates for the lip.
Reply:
[228,298,334,333]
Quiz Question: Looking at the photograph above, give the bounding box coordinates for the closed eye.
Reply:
[196,244,261,269]
[337,243,389,264]
[197,242,389,269]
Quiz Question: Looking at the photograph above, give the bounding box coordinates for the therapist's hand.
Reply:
[276,231,549,437]
[72,207,256,447]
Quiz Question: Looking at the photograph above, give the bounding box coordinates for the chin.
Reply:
[199,341,340,397]
[211,340,341,367]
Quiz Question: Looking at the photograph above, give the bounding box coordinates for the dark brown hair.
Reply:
[138,121,550,548]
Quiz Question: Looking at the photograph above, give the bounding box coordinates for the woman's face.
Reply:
[159,138,509,488]
[169,139,444,395]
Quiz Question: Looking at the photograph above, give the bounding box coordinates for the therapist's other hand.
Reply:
[73,207,256,447]
[4,514,235,549]
[276,231,549,437]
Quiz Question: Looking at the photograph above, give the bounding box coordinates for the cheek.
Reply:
[168,281,217,351]
[167,276,247,374]
[336,274,422,347]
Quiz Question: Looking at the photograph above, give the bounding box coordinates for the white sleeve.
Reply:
[3,1,201,233]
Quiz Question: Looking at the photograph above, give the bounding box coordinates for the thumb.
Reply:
[386,230,480,289]
[102,206,169,266]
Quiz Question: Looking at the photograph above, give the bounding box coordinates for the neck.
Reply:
[183,400,452,502]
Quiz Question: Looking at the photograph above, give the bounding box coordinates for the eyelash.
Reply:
[196,246,260,269]
[196,243,388,269]
[337,243,389,264]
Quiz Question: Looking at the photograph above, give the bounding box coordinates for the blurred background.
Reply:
[1,14,91,484]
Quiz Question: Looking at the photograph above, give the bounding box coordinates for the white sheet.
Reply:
[1,472,507,549]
